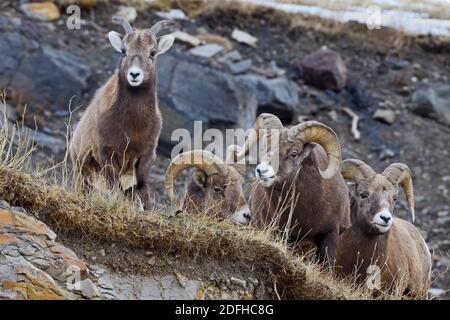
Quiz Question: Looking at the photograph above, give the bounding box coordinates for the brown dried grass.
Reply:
[0,95,374,300]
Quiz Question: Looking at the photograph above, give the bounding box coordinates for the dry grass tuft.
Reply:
[0,96,375,300]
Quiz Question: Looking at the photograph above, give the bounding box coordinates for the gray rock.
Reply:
[379,148,396,160]
[230,276,246,289]
[0,103,16,124]
[115,6,137,23]
[373,109,396,124]
[0,200,10,209]
[155,9,188,20]
[78,279,100,299]
[156,52,258,153]
[139,277,163,299]
[428,288,446,297]
[10,206,27,214]
[18,245,38,256]
[237,75,299,121]
[385,57,409,70]
[411,85,450,126]
[225,59,252,74]
[189,44,224,58]
[0,20,89,115]
[148,257,157,266]
[218,50,242,63]
[231,29,258,48]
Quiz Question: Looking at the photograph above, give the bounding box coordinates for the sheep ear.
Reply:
[108,31,123,53]
[193,171,207,188]
[300,143,315,162]
[157,35,174,55]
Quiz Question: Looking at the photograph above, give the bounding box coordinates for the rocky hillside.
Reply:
[0,0,449,299]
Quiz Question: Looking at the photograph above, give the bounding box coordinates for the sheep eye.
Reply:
[288,152,299,159]
[121,49,126,56]
[213,187,223,194]
[360,192,368,199]
[150,50,157,58]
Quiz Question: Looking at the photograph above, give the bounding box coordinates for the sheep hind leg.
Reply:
[317,229,339,273]
[134,154,154,211]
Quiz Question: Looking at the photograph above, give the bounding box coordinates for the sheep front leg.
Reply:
[135,152,155,210]
[318,229,339,273]
[98,150,120,188]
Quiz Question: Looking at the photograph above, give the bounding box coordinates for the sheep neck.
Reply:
[112,72,158,126]
[353,223,390,262]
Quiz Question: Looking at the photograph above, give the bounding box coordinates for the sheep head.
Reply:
[235,113,341,188]
[164,150,251,225]
[341,159,415,234]
[108,17,177,87]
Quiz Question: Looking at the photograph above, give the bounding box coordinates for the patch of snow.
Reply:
[240,0,450,37]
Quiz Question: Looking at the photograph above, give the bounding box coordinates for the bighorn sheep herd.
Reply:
[69,17,431,298]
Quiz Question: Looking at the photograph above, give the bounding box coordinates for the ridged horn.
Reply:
[341,159,376,183]
[147,20,177,36]
[288,121,341,179]
[234,113,283,161]
[382,163,415,223]
[226,145,246,177]
[164,150,228,203]
[112,16,133,35]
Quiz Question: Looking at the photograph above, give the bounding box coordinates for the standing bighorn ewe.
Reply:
[335,159,431,298]
[70,17,176,209]
[233,113,350,268]
[164,149,251,225]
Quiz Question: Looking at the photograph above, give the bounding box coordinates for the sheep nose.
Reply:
[380,215,391,223]
[243,212,251,221]
[130,72,140,79]
[256,167,267,175]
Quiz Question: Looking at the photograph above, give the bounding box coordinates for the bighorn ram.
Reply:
[70,17,176,209]
[164,150,251,225]
[233,113,350,268]
[335,160,431,298]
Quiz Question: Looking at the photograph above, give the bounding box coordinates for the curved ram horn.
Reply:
[112,16,133,35]
[341,159,376,183]
[226,145,246,177]
[234,113,283,161]
[164,150,228,204]
[382,163,415,223]
[288,121,341,179]
[147,20,178,36]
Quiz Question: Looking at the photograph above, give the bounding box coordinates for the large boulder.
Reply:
[410,86,450,126]
[156,52,258,152]
[237,75,299,122]
[0,19,90,117]
[299,48,348,91]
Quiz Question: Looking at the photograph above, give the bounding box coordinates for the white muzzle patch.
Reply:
[127,67,144,87]
[231,206,251,226]
[372,207,393,233]
[255,162,276,187]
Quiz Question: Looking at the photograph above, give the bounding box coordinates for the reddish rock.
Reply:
[0,206,100,300]
[299,48,348,91]
[0,209,14,226]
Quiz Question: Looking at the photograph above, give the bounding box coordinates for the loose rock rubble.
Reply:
[0,203,103,299]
